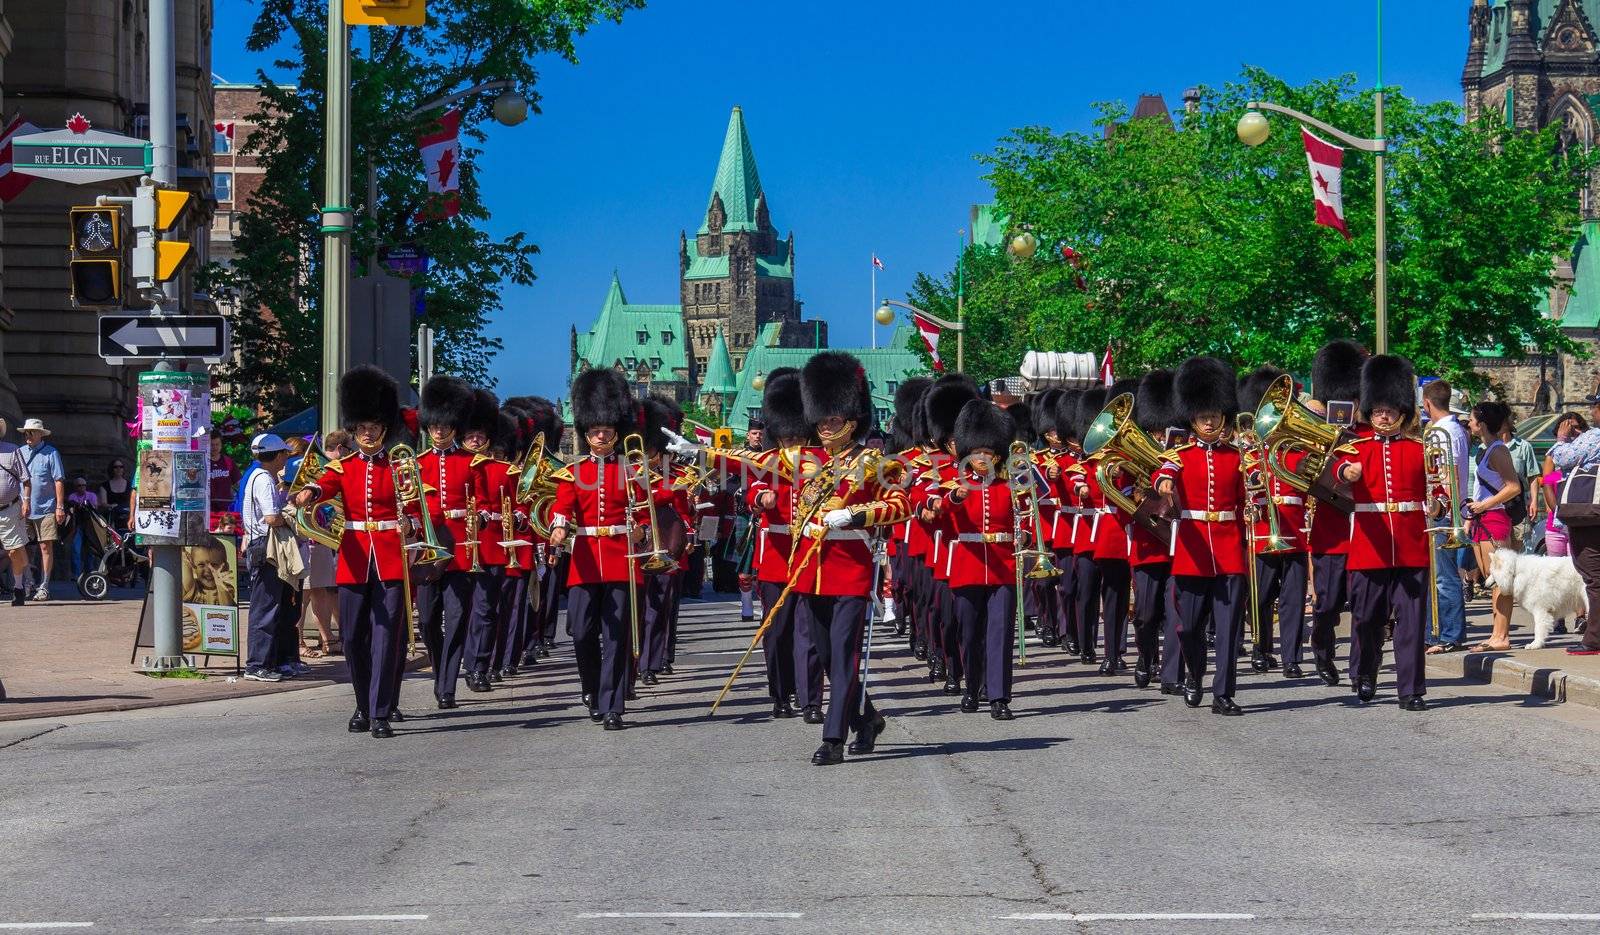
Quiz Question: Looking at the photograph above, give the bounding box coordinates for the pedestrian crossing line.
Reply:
[575,912,803,920]
[0,925,95,931]
[1471,914,1600,922]
[1000,913,1256,922]
[194,915,428,924]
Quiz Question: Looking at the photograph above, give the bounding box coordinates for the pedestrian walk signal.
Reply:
[69,206,123,307]
[344,0,424,25]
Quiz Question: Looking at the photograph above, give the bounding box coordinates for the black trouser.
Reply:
[1255,553,1309,663]
[642,573,677,673]
[1310,553,1348,670]
[466,567,502,676]
[1347,567,1427,695]
[913,560,937,653]
[1132,562,1169,671]
[417,570,473,700]
[711,554,739,593]
[494,573,528,671]
[1568,526,1600,652]
[954,584,1016,704]
[935,577,962,679]
[1172,573,1245,698]
[1073,553,1101,654]
[542,552,569,645]
[758,580,798,703]
[339,572,406,720]
[1098,558,1131,659]
[1053,547,1077,644]
[796,593,878,743]
[244,539,295,671]
[568,582,631,715]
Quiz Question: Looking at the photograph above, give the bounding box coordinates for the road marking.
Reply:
[0,925,95,931]
[1471,914,1600,922]
[1000,913,1256,922]
[575,912,802,920]
[195,915,427,924]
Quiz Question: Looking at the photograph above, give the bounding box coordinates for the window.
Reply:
[214,128,232,155]
[875,408,889,424]
[887,380,899,393]
[748,408,762,422]
[636,330,649,344]
[214,171,233,203]
[661,331,674,344]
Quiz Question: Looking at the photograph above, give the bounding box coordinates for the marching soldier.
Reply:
[1064,387,1107,666]
[490,406,534,677]
[1029,388,1067,648]
[1080,377,1141,675]
[1152,356,1249,715]
[294,365,417,739]
[1333,354,1436,710]
[1307,340,1368,686]
[504,395,565,666]
[1238,366,1309,677]
[1130,370,1179,691]
[889,379,933,645]
[639,397,688,686]
[414,376,489,707]
[462,389,513,686]
[1050,390,1085,656]
[918,378,980,696]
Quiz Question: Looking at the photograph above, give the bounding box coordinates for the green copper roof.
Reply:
[700,328,737,394]
[721,324,930,432]
[698,107,765,234]
[684,236,794,280]
[1482,1,1600,77]
[972,203,1008,248]
[1564,221,1600,330]
[573,272,688,377]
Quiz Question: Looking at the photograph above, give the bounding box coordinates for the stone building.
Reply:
[0,0,214,468]
[209,82,274,274]
[1463,0,1600,414]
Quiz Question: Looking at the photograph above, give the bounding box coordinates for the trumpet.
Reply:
[465,489,483,573]
[1424,426,1468,550]
[501,493,521,571]
[1082,391,1173,545]
[622,433,677,575]
[389,444,451,565]
[1253,374,1356,513]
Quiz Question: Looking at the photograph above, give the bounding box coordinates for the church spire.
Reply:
[700,105,766,234]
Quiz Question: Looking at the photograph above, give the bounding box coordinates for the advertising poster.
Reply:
[138,450,174,506]
[173,451,207,512]
[181,534,238,656]
[150,386,192,451]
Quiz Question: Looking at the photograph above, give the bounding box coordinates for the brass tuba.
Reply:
[1082,392,1172,545]
[389,443,452,565]
[1253,374,1355,513]
[514,431,564,539]
[289,437,345,550]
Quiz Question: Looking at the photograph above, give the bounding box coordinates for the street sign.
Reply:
[12,114,153,184]
[98,314,229,364]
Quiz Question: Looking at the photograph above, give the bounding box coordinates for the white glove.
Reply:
[663,428,700,457]
[824,508,855,529]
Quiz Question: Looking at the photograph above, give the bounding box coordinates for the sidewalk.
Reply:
[0,584,375,722]
[1424,597,1600,709]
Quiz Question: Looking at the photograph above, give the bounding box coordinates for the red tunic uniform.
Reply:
[1067,461,1103,555]
[1153,441,1248,577]
[1090,463,1132,562]
[794,446,912,597]
[314,450,418,585]
[1335,434,1434,571]
[1049,450,1081,550]
[475,456,515,568]
[944,475,1017,589]
[748,473,796,586]
[1249,447,1310,555]
[917,459,960,582]
[550,454,650,586]
[416,445,488,573]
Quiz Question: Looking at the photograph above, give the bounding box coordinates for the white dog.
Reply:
[1487,548,1589,649]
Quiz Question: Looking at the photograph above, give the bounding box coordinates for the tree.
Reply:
[913,67,1595,388]
[214,0,643,419]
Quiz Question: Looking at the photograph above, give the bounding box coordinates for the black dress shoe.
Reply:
[801,706,824,724]
[540,643,552,657]
[1283,663,1305,679]
[504,665,520,677]
[1315,662,1340,686]
[588,707,605,723]
[1064,638,1080,656]
[581,691,593,708]
[1399,694,1428,712]
[488,669,505,683]
[626,686,638,701]
[929,663,946,682]
[520,651,540,667]
[1081,649,1098,665]
[370,719,395,739]
[466,674,489,693]
[641,671,659,686]
[1183,677,1203,708]
[1357,678,1376,703]
[847,716,886,755]
[1097,660,1114,676]
[1210,695,1243,716]
[349,711,370,733]
[1250,652,1271,673]
[1261,653,1280,670]
[941,677,961,696]
[1133,660,1152,689]
[914,644,928,662]
[662,663,674,675]
[960,694,979,713]
[811,741,844,766]
[388,708,406,723]
[1159,682,1179,696]
[602,713,625,731]
[990,701,1014,721]
[437,696,457,710]
[772,700,796,719]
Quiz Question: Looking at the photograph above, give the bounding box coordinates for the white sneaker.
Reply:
[31,585,48,601]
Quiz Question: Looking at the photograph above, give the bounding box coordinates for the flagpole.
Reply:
[871,254,877,350]
[1373,0,1388,354]
[956,232,965,374]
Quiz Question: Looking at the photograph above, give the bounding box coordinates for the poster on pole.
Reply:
[132,533,241,659]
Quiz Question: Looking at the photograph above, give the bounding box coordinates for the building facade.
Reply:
[0,0,214,468]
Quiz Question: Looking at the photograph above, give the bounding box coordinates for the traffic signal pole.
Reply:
[320,0,352,438]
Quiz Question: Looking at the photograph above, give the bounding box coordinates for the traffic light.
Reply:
[68,206,124,307]
[344,0,424,25]
[131,180,194,289]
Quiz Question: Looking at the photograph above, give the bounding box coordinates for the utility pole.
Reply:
[320,0,352,438]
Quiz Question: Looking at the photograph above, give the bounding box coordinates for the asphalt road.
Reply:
[1,599,1596,935]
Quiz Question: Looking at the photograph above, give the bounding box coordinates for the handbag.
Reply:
[1557,466,1600,527]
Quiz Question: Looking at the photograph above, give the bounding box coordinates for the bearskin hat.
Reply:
[1007,402,1035,445]
[517,396,563,455]
[464,388,500,441]
[891,377,934,451]
[1175,356,1240,423]
[924,380,979,448]
[418,375,475,433]
[1053,390,1083,442]
[338,365,400,434]
[490,410,520,457]
[571,367,638,437]
[1237,365,1287,416]
[1134,369,1181,435]
[956,399,1015,461]
[1312,339,1366,405]
[801,352,873,439]
[641,396,681,454]
[1359,354,1416,422]
[762,370,810,444]
[1107,376,1140,407]
[1032,388,1065,443]
[1072,386,1108,445]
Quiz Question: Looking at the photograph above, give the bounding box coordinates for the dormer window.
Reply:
[661,331,674,344]
[636,330,649,344]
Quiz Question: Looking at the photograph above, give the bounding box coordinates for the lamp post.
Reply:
[879,299,965,373]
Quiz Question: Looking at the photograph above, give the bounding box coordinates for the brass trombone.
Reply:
[1007,442,1060,665]
[621,433,678,575]
[1424,424,1469,641]
[389,444,452,566]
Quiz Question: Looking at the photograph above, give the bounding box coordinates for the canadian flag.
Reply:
[416,109,462,220]
[1099,342,1115,386]
[0,115,42,203]
[685,419,714,445]
[913,311,945,373]
[1302,126,1351,240]
[213,120,235,142]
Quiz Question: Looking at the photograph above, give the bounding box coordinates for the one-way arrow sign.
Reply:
[99,314,230,364]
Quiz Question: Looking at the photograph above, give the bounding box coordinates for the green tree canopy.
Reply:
[907,67,1595,388]
[214,0,643,418]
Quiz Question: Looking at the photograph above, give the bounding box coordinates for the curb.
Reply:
[1426,651,1600,709]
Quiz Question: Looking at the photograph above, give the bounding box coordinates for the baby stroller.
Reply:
[71,504,147,600]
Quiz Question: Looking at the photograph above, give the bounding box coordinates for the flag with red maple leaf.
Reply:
[416,109,462,221]
[66,112,91,134]
[1301,126,1351,240]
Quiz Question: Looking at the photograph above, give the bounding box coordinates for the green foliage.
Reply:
[214,0,644,420]
[923,67,1594,388]
[678,400,723,430]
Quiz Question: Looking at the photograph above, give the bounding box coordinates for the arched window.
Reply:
[1549,94,1595,214]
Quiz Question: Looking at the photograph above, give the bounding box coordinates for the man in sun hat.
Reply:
[20,419,64,601]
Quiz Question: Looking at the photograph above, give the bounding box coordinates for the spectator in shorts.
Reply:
[0,419,32,606]
[20,419,64,602]
[1543,413,1588,560]
[1466,401,1523,653]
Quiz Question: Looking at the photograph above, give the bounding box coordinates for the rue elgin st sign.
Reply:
[12,113,153,185]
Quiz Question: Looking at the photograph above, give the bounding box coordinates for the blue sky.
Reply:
[214,0,1466,400]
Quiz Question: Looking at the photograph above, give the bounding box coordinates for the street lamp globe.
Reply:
[874,302,895,326]
[492,90,529,127]
[1007,230,1038,260]
[750,370,766,392]
[1237,110,1270,147]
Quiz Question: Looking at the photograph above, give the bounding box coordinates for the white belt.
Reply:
[483,511,503,521]
[576,524,629,536]
[1179,510,1238,522]
[351,519,399,531]
[957,532,1013,543]
[1066,507,1095,516]
[805,524,869,542]
[1271,496,1304,507]
[444,509,469,519]
[766,524,791,535]
[1352,501,1423,513]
